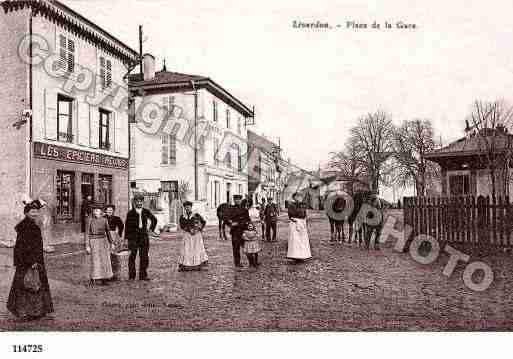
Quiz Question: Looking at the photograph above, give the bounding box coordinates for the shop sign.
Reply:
[33,142,128,170]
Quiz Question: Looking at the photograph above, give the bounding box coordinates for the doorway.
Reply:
[226,182,232,205]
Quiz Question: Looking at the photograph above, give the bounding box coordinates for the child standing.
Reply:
[243,222,261,267]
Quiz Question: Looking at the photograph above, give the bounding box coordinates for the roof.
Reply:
[1,0,139,62]
[247,130,279,154]
[128,71,254,118]
[425,129,513,159]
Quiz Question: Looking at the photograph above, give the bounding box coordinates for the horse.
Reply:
[349,191,383,250]
[216,203,231,240]
[326,195,347,243]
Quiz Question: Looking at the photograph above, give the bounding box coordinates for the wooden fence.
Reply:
[403,196,513,248]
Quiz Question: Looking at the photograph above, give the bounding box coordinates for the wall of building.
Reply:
[32,157,128,244]
[31,15,130,159]
[0,8,30,244]
[131,88,249,211]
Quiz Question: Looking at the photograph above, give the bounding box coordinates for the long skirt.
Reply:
[7,265,53,319]
[244,240,261,254]
[89,235,113,280]
[287,219,312,260]
[178,231,208,270]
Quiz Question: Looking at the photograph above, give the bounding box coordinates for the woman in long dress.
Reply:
[104,204,125,281]
[178,201,208,271]
[7,201,54,321]
[287,192,312,263]
[85,204,114,285]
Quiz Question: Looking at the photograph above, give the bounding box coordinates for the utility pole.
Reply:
[192,81,198,201]
[139,25,143,74]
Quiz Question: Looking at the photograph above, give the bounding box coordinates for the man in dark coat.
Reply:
[264,197,279,242]
[225,194,251,267]
[124,194,157,280]
[80,195,93,233]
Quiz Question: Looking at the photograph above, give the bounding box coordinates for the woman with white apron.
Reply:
[287,192,312,263]
[178,201,208,271]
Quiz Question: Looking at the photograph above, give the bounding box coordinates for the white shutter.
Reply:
[72,99,78,144]
[90,106,99,148]
[117,114,129,156]
[78,102,90,145]
[45,89,57,140]
[109,111,115,152]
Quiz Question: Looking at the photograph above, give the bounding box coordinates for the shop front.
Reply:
[31,141,129,245]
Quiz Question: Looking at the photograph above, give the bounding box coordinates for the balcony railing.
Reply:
[58,132,74,143]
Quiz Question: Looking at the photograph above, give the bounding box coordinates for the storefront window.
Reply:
[56,170,75,222]
[98,174,113,205]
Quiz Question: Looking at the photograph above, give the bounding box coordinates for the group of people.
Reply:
[6,191,313,321]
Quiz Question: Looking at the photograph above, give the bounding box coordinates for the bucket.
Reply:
[111,250,130,279]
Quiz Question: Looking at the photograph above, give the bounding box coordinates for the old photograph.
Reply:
[1,0,513,351]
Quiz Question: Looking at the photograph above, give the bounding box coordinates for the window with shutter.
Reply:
[226,109,230,129]
[99,57,106,89]
[214,138,220,164]
[106,60,112,88]
[213,100,218,122]
[67,39,75,73]
[99,56,112,90]
[161,135,169,165]
[58,35,67,71]
[169,135,176,164]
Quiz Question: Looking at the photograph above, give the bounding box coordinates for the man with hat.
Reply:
[225,194,251,267]
[124,194,157,280]
[264,196,279,242]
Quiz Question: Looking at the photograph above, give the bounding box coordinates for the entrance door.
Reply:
[214,181,220,207]
[98,174,113,206]
[56,171,75,223]
[81,173,94,201]
[226,182,232,205]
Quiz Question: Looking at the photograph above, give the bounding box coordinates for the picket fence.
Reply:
[403,196,513,248]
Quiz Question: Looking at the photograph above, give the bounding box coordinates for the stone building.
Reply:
[128,57,254,226]
[0,0,137,245]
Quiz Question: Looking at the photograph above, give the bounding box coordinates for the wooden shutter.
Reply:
[106,59,112,88]
[72,99,78,144]
[90,106,99,148]
[99,56,106,90]
[67,38,75,73]
[117,114,129,156]
[45,89,57,140]
[77,102,90,146]
[58,34,66,71]
[109,111,115,152]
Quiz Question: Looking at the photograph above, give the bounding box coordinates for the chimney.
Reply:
[142,53,156,81]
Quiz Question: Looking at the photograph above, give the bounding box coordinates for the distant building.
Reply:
[425,126,513,198]
[247,131,282,206]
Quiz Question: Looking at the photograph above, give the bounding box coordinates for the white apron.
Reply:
[287,219,312,260]
[178,231,208,267]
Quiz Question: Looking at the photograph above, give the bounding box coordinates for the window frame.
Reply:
[57,94,73,143]
[99,108,111,150]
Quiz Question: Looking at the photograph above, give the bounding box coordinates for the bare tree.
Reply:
[350,110,395,193]
[328,138,367,195]
[466,100,513,198]
[393,119,439,197]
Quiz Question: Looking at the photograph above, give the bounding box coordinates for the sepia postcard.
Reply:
[0,0,512,357]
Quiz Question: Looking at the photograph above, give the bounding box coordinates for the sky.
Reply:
[61,0,513,201]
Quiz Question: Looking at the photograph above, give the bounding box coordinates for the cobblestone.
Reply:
[1,210,512,331]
